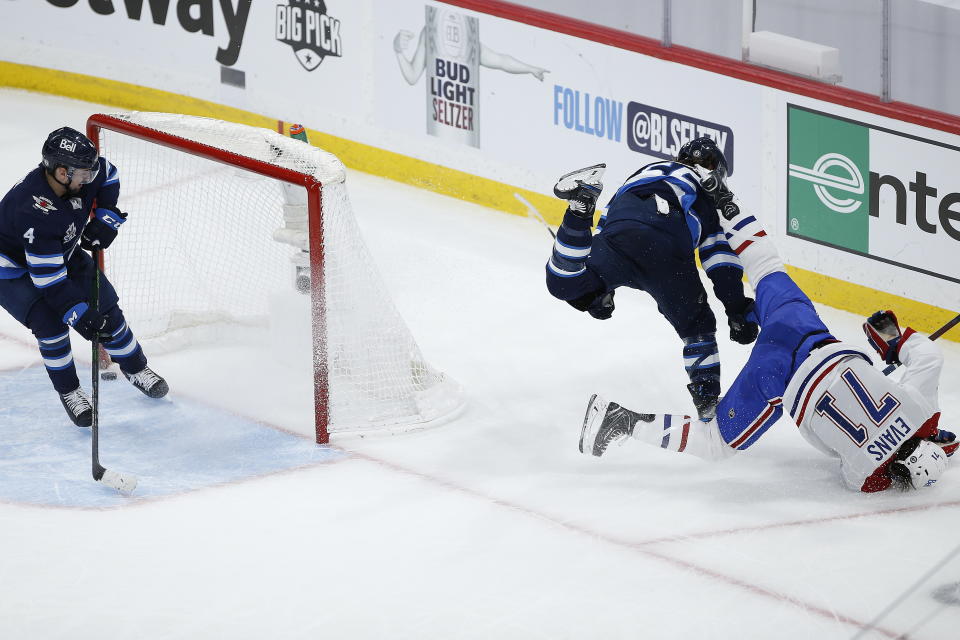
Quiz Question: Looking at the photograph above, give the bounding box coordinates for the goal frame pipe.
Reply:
[85,113,332,444]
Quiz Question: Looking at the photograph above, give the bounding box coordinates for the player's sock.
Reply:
[37,330,80,394]
[101,321,147,372]
[547,208,593,280]
[58,387,92,427]
[628,412,736,461]
[716,197,784,285]
[123,366,169,399]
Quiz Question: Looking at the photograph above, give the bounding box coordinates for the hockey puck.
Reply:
[101,371,118,381]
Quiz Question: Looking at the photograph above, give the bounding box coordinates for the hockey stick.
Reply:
[90,245,138,495]
[514,192,556,239]
[882,312,960,375]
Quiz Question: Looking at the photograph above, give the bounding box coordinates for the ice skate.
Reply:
[124,366,169,399]
[687,379,720,421]
[579,393,637,457]
[553,163,606,198]
[59,387,92,427]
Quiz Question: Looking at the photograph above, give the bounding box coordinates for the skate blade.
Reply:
[579,393,609,455]
[555,163,606,192]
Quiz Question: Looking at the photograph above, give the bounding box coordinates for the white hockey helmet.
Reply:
[898,440,948,489]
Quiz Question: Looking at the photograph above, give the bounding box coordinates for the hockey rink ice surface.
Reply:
[1,90,959,639]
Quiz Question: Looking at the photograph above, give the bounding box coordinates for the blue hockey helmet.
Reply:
[676,136,728,177]
[42,127,100,186]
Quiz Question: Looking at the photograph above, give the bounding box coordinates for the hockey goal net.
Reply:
[86,112,462,442]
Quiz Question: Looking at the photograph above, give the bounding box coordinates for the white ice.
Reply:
[1,89,959,639]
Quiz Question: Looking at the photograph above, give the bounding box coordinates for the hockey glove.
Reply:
[727,299,759,345]
[931,429,957,445]
[715,191,740,221]
[694,165,729,198]
[63,302,109,341]
[694,166,741,219]
[81,206,128,251]
[587,290,615,320]
[566,289,615,320]
[863,310,903,365]
[554,164,605,220]
[931,429,958,457]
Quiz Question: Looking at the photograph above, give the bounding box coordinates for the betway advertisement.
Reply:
[787,105,960,285]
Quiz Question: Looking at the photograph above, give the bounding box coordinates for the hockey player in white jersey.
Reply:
[579,171,956,492]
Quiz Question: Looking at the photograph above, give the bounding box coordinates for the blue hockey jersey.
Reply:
[0,159,120,315]
[547,160,745,314]
[602,161,742,277]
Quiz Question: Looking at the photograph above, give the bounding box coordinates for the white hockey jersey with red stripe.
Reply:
[782,334,944,492]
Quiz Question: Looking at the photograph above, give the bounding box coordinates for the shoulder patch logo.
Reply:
[69,197,82,210]
[32,195,57,214]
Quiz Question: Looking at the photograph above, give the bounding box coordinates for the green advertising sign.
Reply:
[786,105,960,285]
[787,107,869,253]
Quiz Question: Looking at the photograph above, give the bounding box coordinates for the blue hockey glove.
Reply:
[931,429,958,458]
[727,299,758,345]
[63,302,109,341]
[931,429,956,445]
[81,206,127,251]
[863,310,903,365]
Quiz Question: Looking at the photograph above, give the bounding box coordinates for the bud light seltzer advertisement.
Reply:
[424,6,480,147]
[787,105,960,284]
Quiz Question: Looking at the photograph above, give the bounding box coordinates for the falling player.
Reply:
[546,138,758,420]
[0,126,168,427]
[578,168,956,492]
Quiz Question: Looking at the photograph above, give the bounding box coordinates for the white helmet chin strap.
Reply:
[901,440,948,489]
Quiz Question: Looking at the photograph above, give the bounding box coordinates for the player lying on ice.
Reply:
[0,127,168,427]
[545,138,758,422]
[578,168,957,492]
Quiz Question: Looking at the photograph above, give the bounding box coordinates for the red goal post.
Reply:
[86,113,462,443]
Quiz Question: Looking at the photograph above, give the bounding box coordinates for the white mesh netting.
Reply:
[93,112,462,436]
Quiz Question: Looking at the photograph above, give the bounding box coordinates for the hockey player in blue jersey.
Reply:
[0,127,168,427]
[546,137,758,420]
[578,170,957,492]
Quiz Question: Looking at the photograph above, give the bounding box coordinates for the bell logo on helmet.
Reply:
[59,138,77,152]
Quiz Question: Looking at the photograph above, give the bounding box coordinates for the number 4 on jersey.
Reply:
[23,227,34,244]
